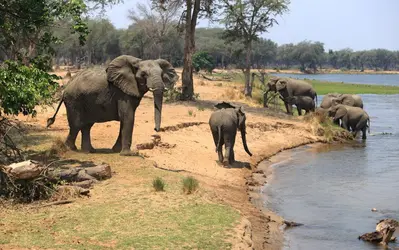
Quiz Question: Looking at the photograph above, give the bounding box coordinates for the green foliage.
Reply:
[0,61,60,116]
[152,177,165,192]
[182,176,199,195]
[164,88,183,103]
[193,51,216,73]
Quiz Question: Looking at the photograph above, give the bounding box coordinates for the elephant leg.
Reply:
[223,131,236,165]
[211,129,224,163]
[119,113,139,156]
[284,102,293,115]
[297,106,302,116]
[112,123,123,152]
[65,127,79,151]
[228,136,236,164]
[355,117,368,140]
[81,123,95,153]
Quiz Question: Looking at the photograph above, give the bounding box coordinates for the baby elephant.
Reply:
[209,106,252,165]
[284,96,315,115]
[328,104,370,139]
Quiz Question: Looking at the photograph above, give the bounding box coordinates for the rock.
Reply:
[283,220,304,228]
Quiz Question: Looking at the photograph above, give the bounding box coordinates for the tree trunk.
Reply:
[244,42,252,97]
[181,0,200,101]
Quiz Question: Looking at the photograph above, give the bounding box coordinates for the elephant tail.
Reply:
[46,99,64,128]
[216,126,222,152]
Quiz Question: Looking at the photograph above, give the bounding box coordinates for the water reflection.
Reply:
[263,94,399,250]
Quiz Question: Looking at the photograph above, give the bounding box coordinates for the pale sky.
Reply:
[102,0,398,51]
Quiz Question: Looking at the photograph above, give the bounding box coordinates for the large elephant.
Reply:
[283,96,315,115]
[332,94,364,108]
[263,77,318,115]
[209,105,252,165]
[47,55,179,156]
[328,104,370,139]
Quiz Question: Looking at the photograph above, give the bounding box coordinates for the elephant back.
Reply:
[63,68,109,99]
[288,79,316,97]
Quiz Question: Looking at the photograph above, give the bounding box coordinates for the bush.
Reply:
[0,60,60,116]
[182,176,199,194]
[152,177,165,192]
[193,51,216,73]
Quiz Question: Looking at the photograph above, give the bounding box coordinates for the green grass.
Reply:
[182,176,199,195]
[207,71,399,95]
[308,80,399,95]
[152,177,165,192]
[0,133,240,250]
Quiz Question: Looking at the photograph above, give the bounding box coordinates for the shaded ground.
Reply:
[0,69,331,250]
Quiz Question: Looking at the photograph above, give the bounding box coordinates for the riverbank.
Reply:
[0,70,349,249]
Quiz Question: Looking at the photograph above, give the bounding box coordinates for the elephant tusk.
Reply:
[148,88,156,92]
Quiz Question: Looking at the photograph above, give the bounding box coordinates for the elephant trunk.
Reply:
[240,127,252,156]
[153,89,163,132]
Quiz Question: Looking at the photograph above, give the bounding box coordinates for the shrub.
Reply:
[193,51,216,73]
[182,176,199,194]
[152,177,165,192]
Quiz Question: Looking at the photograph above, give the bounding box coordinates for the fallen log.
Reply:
[3,160,43,180]
[359,218,398,245]
[84,164,111,180]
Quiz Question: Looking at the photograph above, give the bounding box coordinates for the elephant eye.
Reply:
[140,71,147,78]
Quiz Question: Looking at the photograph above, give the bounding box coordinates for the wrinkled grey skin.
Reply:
[328,104,370,139]
[284,96,315,115]
[47,58,179,156]
[332,94,364,109]
[320,93,342,109]
[209,107,252,165]
[320,93,364,109]
[263,77,318,115]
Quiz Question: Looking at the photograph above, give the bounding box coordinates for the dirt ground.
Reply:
[1,69,332,250]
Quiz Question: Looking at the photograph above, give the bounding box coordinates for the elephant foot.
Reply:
[81,146,96,153]
[65,141,78,151]
[120,149,141,157]
[112,144,122,153]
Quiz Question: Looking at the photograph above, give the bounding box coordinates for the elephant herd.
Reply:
[45,55,370,166]
[262,76,370,140]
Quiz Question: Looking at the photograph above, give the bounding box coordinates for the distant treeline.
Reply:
[12,17,398,72]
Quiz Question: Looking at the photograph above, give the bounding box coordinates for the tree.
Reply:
[192,51,215,73]
[220,0,290,97]
[276,43,295,69]
[154,0,216,100]
[292,41,324,73]
[0,0,119,116]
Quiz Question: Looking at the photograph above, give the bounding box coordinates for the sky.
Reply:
[102,0,399,51]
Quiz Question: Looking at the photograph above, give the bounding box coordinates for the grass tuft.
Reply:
[152,177,165,192]
[182,176,199,194]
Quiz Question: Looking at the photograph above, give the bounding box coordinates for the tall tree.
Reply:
[220,0,289,97]
[154,0,216,100]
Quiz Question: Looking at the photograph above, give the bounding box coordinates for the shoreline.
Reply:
[245,142,333,249]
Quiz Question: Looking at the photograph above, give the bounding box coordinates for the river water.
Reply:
[262,94,399,250]
[273,73,399,86]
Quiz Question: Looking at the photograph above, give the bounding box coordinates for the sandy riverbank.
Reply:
[0,69,347,249]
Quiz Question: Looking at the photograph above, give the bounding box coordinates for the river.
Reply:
[272,73,399,86]
[262,94,399,250]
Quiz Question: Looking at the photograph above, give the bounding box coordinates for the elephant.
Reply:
[214,101,236,110]
[320,93,364,109]
[328,104,370,139]
[209,105,252,165]
[332,94,364,109]
[263,77,318,115]
[46,55,179,156]
[283,96,315,115]
[320,93,342,109]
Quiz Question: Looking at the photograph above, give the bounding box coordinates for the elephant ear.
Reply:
[156,59,179,88]
[342,96,355,106]
[106,55,142,97]
[276,79,287,91]
[334,106,347,120]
